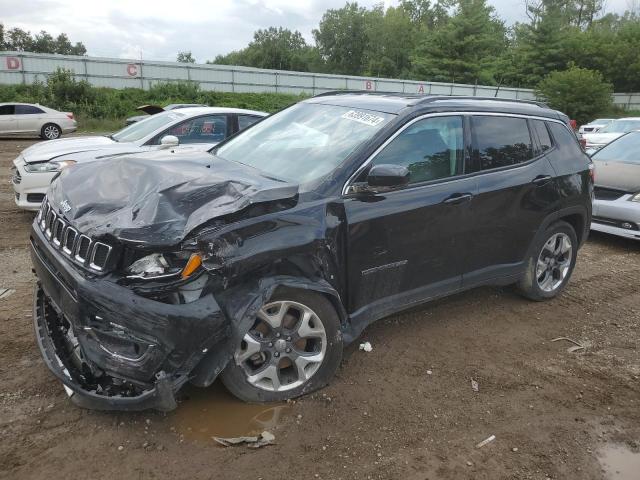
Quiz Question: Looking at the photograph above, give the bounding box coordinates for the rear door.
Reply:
[0,104,17,134]
[462,115,560,284]
[16,104,46,134]
[344,115,477,315]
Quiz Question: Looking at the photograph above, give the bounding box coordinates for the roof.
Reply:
[306,91,561,119]
[171,106,268,117]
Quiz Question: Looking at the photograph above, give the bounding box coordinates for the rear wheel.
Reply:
[41,123,61,140]
[220,289,343,402]
[517,221,577,301]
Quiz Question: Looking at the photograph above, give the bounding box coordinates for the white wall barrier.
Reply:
[1,51,637,109]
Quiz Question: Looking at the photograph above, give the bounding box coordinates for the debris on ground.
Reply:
[213,431,275,448]
[471,378,479,392]
[551,337,586,353]
[476,435,496,448]
[359,342,373,352]
[0,288,15,300]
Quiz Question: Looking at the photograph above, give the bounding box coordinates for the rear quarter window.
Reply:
[471,116,533,171]
[548,122,582,151]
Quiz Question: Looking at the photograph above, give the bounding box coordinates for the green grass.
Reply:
[76,116,124,134]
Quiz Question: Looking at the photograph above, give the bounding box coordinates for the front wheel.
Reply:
[41,123,61,140]
[220,289,343,402]
[517,220,578,301]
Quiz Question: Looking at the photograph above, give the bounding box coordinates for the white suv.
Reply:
[0,103,77,140]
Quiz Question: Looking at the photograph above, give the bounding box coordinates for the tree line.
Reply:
[0,23,86,56]
[202,0,640,93]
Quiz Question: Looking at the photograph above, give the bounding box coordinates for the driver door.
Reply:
[343,115,477,316]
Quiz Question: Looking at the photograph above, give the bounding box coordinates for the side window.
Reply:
[15,105,44,115]
[238,115,261,131]
[548,122,582,151]
[0,105,15,115]
[164,115,227,144]
[471,116,533,170]
[531,120,552,154]
[370,116,464,184]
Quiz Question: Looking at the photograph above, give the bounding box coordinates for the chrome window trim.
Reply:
[341,111,570,196]
[89,242,112,271]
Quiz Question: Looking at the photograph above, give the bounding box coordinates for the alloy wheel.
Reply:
[235,300,327,392]
[536,232,573,292]
[44,125,60,139]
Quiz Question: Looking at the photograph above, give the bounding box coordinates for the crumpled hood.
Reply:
[46,152,298,247]
[593,160,640,193]
[21,136,119,163]
[583,132,623,146]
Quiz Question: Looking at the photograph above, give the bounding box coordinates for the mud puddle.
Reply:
[170,382,290,442]
[599,444,640,479]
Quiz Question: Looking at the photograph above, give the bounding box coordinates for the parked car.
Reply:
[125,104,208,125]
[12,107,266,210]
[590,131,640,240]
[30,93,592,411]
[582,117,640,152]
[578,118,613,135]
[0,102,77,139]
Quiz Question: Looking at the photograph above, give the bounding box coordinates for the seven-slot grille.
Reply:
[38,200,112,272]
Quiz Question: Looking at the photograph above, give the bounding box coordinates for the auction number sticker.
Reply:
[341,110,385,127]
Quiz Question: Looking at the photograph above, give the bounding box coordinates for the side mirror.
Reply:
[159,135,179,148]
[367,164,410,189]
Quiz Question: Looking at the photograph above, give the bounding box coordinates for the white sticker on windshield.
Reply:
[341,110,385,127]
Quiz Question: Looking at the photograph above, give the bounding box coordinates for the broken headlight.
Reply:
[126,252,202,280]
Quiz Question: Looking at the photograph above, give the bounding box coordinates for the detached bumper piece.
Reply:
[30,222,230,411]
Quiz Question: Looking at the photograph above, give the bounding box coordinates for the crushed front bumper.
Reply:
[30,223,230,411]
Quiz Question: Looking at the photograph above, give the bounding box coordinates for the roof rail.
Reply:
[312,90,549,108]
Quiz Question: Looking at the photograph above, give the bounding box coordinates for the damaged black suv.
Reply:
[31,93,592,411]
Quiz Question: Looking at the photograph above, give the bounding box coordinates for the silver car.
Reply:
[0,103,77,139]
[12,107,267,210]
[582,117,640,152]
[591,131,640,240]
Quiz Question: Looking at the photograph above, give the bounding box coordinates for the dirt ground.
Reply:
[1,138,639,480]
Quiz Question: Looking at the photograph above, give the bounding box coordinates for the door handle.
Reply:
[532,175,553,186]
[443,193,473,205]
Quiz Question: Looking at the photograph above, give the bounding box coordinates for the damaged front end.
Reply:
[30,155,313,411]
[31,201,232,411]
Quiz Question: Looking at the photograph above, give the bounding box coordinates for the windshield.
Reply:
[598,119,640,134]
[215,103,394,183]
[111,111,185,143]
[592,132,640,164]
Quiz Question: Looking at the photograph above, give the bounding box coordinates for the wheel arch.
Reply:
[189,274,346,388]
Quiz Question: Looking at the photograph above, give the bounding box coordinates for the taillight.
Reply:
[66,112,74,120]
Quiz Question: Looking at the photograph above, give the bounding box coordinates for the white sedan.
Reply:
[582,117,640,152]
[12,107,266,210]
[0,103,77,139]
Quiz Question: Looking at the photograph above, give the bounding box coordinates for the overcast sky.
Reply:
[0,0,632,62]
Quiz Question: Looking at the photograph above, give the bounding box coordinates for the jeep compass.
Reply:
[30,93,593,410]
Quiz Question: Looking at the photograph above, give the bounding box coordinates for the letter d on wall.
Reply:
[6,57,21,70]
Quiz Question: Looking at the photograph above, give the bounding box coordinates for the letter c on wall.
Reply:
[127,64,138,76]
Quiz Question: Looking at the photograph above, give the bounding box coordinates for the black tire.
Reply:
[220,288,343,402]
[517,220,578,301]
[41,123,61,140]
